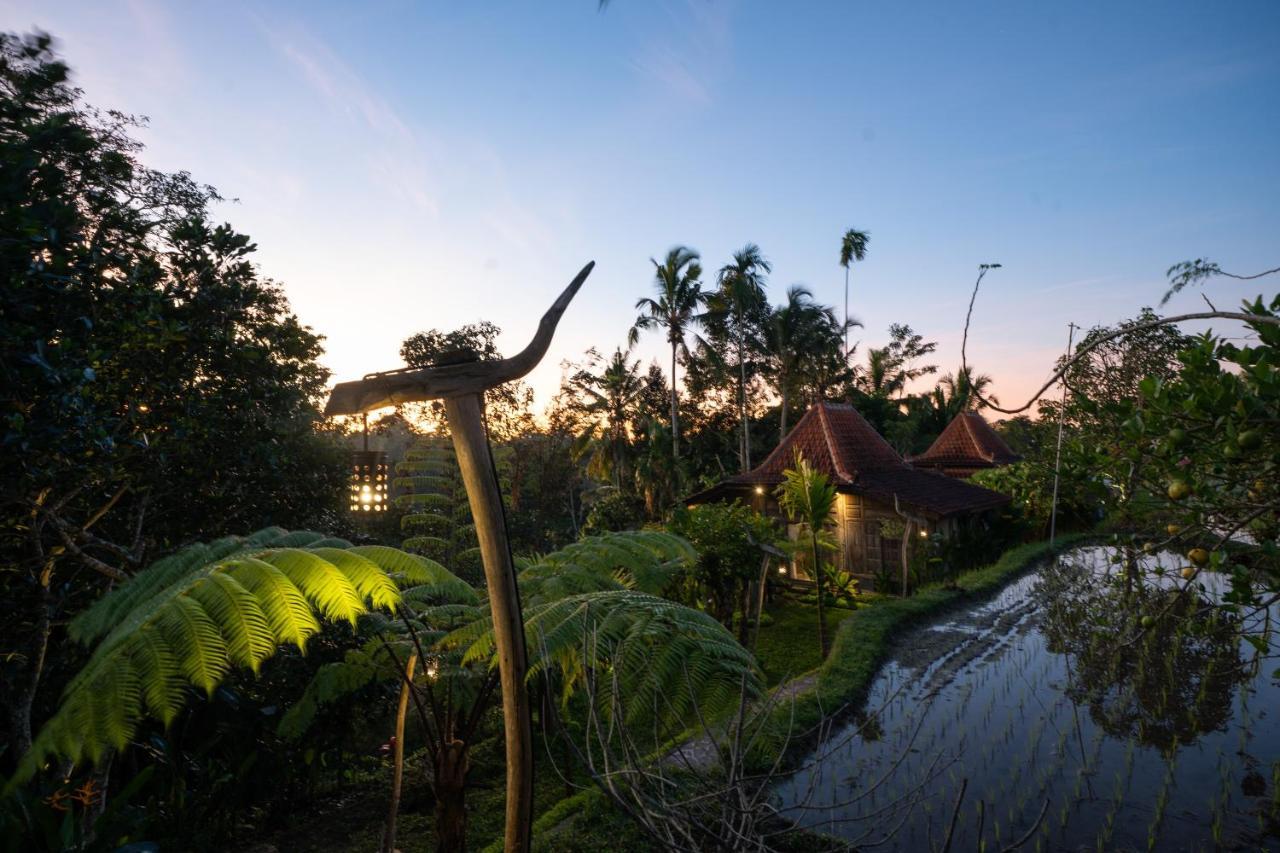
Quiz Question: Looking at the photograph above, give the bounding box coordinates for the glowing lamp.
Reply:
[349,450,389,513]
[754,485,765,495]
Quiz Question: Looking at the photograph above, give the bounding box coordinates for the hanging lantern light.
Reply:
[349,414,388,514]
[350,450,389,513]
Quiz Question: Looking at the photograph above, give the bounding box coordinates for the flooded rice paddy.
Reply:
[775,546,1280,851]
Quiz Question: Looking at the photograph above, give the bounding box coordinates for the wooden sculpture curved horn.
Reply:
[323,260,595,416]
[323,262,593,853]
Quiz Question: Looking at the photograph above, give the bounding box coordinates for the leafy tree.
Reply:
[839,228,870,356]
[581,491,646,534]
[630,246,706,464]
[775,456,838,658]
[668,501,779,644]
[1100,294,1279,628]
[398,321,535,442]
[0,32,346,763]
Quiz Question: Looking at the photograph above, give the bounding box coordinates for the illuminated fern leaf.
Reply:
[11,531,410,787]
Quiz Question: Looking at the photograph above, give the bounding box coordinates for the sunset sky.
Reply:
[8,1,1279,417]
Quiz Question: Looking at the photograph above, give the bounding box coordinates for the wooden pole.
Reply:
[382,652,417,853]
[444,393,532,853]
[1048,322,1078,545]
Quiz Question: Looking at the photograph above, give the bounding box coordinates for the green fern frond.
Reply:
[259,549,364,624]
[12,531,413,786]
[350,546,479,604]
[402,534,450,554]
[308,548,402,610]
[229,557,322,648]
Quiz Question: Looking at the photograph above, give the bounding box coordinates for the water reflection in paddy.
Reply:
[774,546,1280,851]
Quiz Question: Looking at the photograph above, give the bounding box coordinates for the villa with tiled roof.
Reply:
[910,411,1022,478]
[688,403,1011,585]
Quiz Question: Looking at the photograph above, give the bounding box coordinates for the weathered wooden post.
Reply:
[324,262,595,853]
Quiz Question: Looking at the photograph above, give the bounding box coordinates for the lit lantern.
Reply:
[350,450,389,513]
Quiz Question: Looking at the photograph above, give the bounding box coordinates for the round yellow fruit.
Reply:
[1187,548,1210,566]
[1238,429,1262,451]
[1166,524,1181,536]
[1167,480,1191,501]
[1180,566,1198,581]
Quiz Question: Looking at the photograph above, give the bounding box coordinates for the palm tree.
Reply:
[631,246,706,464]
[839,228,870,357]
[567,346,646,489]
[937,366,997,416]
[776,455,838,658]
[763,287,850,443]
[862,346,904,398]
[715,244,772,472]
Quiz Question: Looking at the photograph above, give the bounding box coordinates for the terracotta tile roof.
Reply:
[688,403,1009,518]
[911,412,1022,473]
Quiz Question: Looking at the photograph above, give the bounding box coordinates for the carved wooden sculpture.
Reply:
[325,261,595,853]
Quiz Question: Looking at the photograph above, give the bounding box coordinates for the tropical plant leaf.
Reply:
[12,529,407,786]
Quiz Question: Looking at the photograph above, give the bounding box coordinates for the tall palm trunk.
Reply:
[779,382,789,445]
[844,266,850,357]
[670,341,680,462]
[811,531,827,658]
[737,319,750,472]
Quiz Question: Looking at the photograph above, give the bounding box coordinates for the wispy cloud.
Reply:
[628,0,732,105]
[252,14,438,217]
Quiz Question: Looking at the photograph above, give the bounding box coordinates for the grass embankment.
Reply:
[519,535,1089,850]
[756,534,1087,753]
[754,598,866,686]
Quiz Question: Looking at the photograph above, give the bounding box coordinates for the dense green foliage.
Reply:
[13,529,420,781]
[0,32,346,797]
[668,501,779,633]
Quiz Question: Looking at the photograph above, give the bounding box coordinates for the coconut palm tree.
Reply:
[566,346,646,490]
[936,366,997,416]
[715,244,772,472]
[776,455,839,658]
[630,246,706,465]
[839,228,870,357]
[763,287,852,443]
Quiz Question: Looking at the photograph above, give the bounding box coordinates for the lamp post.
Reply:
[323,262,594,853]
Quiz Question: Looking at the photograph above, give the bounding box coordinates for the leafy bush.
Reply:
[582,491,647,535]
[668,501,779,633]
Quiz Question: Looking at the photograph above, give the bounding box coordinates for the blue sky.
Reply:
[7,1,1279,415]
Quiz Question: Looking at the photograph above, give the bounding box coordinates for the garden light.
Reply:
[349,450,388,513]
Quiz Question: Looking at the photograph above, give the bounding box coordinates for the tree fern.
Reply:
[12,529,430,784]
[395,437,489,585]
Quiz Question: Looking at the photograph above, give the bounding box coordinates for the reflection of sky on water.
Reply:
[774,547,1280,851]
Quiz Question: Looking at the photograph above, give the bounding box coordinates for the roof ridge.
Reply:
[816,404,856,483]
[960,411,995,462]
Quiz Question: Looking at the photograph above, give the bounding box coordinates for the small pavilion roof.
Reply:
[688,403,1009,519]
[911,411,1022,472]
